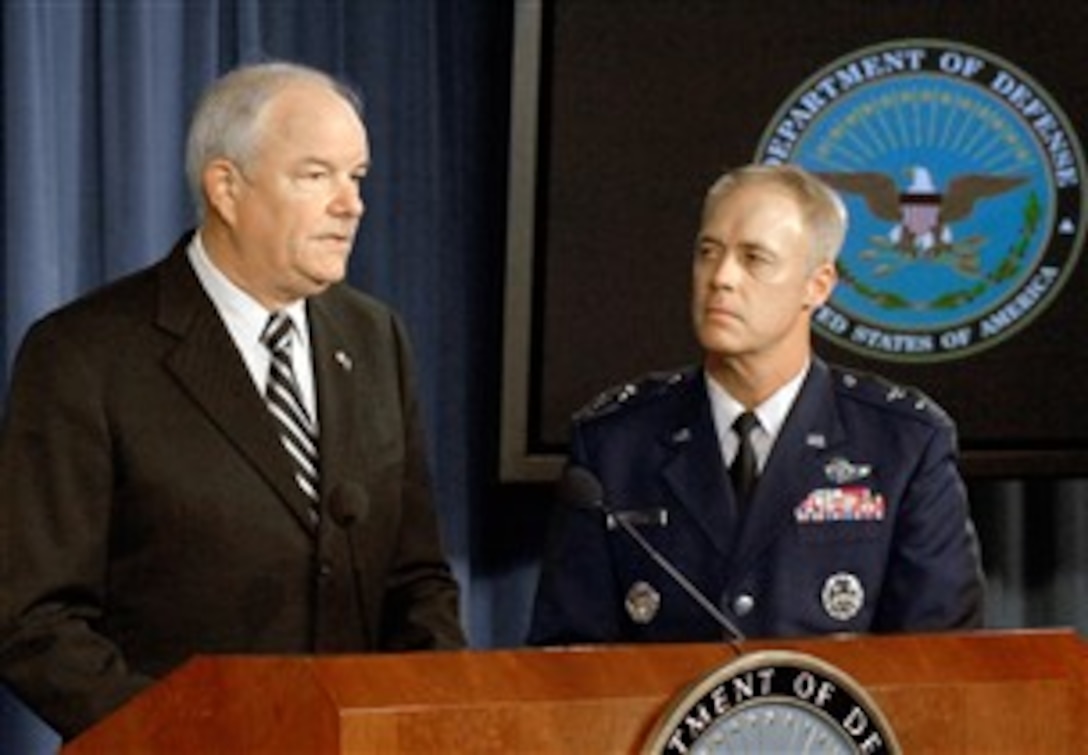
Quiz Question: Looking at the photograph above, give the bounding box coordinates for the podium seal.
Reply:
[643,650,900,754]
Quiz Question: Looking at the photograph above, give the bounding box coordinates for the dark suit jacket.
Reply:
[529,359,984,645]
[0,235,465,738]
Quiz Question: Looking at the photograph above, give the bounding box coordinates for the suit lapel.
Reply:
[307,295,360,499]
[156,242,319,532]
[660,374,738,559]
[728,360,846,575]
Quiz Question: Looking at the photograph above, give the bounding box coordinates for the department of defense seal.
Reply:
[643,650,900,754]
[757,38,1086,363]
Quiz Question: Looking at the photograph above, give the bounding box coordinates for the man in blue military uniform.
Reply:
[528,164,984,644]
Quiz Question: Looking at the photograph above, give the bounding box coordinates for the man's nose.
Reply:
[331,178,364,218]
[710,251,743,288]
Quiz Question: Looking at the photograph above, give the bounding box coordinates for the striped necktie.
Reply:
[261,311,320,501]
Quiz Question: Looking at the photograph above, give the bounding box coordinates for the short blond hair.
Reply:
[703,164,848,267]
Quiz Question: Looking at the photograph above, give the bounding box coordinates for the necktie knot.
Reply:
[733,411,759,439]
[261,311,294,353]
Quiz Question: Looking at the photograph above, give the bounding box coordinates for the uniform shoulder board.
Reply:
[573,368,689,423]
[832,366,952,426]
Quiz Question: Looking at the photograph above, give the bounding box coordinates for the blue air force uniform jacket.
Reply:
[528,359,984,645]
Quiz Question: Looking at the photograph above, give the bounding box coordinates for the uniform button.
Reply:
[733,593,755,616]
[318,561,333,578]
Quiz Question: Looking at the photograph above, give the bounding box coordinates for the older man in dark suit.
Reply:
[0,62,465,740]
[529,164,984,646]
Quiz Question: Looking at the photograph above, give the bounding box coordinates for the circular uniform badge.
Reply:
[626,580,662,625]
[756,38,1087,363]
[643,650,900,754]
[822,572,866,622]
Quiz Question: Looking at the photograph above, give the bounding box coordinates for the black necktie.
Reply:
[261,312,320,501]
[730,411,759,505]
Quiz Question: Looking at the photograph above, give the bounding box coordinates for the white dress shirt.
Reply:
[186,234,318,423]
[706,363,809,474]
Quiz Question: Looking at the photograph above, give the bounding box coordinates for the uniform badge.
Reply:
[823,456,871,484]
[795,486,885,523]
[669,427,692,445]
[625,581,661,625]
[885,386,908,402]
[821,572,865,622]
[805,433,826,449]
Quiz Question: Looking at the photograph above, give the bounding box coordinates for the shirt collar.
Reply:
[187,232,311,350]
[706,360,810,444]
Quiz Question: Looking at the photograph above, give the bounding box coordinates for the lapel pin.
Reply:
[670,427,692,444]
[805,433,826,449]
[334,351,353,371]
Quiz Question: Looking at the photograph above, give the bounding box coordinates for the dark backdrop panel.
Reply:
[529,0,1088,476]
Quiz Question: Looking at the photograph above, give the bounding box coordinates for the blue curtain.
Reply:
[1,0,509,596]
[1,1,511,746]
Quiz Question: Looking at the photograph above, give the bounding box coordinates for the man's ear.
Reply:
[804,261,838,310]
[203,159,242,225]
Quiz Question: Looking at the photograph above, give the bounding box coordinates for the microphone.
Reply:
[560,465,746,654]
[329,482,369,528]
[328,482,371,620]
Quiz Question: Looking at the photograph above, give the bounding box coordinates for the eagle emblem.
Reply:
[817,166,1027,275]
[756,39,1084,362]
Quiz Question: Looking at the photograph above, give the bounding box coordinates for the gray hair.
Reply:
[702,164,848,267]
[185,61,363,219]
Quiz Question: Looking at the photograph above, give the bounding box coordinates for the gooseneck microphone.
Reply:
[328,482,371,618]
[329,483,367,529]
[560,465,746,655]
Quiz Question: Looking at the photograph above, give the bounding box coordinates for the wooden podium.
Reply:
[65,628,1085,753]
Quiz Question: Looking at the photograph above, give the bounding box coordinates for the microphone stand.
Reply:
[606,510,746,657]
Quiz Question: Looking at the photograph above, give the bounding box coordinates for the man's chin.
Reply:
[695,329,744,356]
[296,271,344,298]
[311,260,350,286]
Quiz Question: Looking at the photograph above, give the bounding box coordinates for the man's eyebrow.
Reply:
[294,156,370,172]
[294,156,333,169]
[738,240,779,257]
[694,235,777,256]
